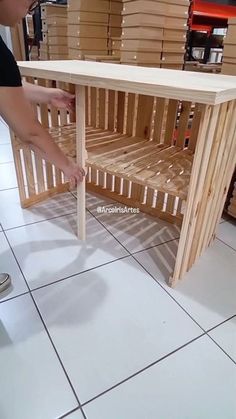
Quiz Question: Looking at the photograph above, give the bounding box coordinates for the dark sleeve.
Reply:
[0,36,22,87]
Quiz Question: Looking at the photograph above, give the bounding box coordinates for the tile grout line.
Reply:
[1,229,87,417]
[3,210,78,232]
[0,255,131,306]
[80,333,206,408]
[216,237,236,253]
[86,204,236,365]
[57,406,87,419]
[86,207,207,333]
[2,192,235,411]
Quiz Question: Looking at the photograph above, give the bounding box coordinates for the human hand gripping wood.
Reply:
[0,86,85,185]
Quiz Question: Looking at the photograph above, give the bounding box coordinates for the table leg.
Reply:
[170,103,220,286]
[76,85,86,240]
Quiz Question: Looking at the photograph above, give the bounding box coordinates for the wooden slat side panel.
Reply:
[176,101,192,148]
[98,88,106,130]
[125,93,136,137]
[153,98,168,143]
[90,87,97,128]
[188,103,203,151]
[164,99,179,146]
[37,78,49,128]
[135,95,154,139]
[117,91,126,134]
[171,104,220,285]
[108,90,116,132]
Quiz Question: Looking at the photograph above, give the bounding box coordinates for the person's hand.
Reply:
[63,161,86,189]
[47,88,75,111]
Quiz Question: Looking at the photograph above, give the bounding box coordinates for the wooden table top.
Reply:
[18,60,236,105]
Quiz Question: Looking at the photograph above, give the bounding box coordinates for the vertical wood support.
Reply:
[170,104,220,286]
[76,85,86,240]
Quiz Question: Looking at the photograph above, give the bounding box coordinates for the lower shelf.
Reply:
[50,124,193,201]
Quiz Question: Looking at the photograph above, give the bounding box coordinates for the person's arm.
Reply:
[0,86,84,187]
[22,81,75,110]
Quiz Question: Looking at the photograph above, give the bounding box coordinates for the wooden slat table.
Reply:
[16,60,236,286]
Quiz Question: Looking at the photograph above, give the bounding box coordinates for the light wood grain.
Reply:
[18,60,236,105]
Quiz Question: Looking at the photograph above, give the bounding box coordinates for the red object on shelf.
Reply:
[190,1,236,31]
[193,1,236,20]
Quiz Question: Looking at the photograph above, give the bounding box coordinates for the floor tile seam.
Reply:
[2,230,85,408]
[80,332,206,408]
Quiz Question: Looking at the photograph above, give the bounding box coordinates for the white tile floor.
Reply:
[0,121,236,419]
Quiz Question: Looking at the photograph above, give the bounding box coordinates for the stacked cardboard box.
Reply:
[222,18,236,75]
[40,3,68,60]
[120,0,189,68]
[108,0,122,56]
[67,0,109,59]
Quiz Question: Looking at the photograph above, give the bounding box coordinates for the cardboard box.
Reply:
[110,2,123,14]
[68,24,107,38]
[122,1,189,18]
[39,52,49,60]
[122,27,164,40]
[122,13,165,28]
[68,48,108,59]
[48,27,68,37]
[112,38,121,49]
[68,37,108,50]
[163,28,186,41]
[161,52,185,63]
[84,54,120,62]
[68,11,109,25]
[164,16,188,29]
[123,0,189,5]
[222,63,236,75]
[109,14,122,27]
[68,0,110,13]
[121,39,162,52]
[223,44,236,58]
[161,63,183,69]
[49,53,68,60]
[223,57,236,64]
[45,16,67,27]
[40,4,67,19]
[48,45,68,54]
[121,50,161,63]
[42,32,48,43]
[162,41,186,53]
[48,36,68,46]
[39,41,48,52]
[109,27,122,37]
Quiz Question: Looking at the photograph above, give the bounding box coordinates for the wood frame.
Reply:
[12,61,236,286]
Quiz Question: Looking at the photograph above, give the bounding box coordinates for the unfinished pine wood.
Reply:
[12,63,236,288]
[76,85,86,240]
[171,104,220,285]
[18,61,236,105]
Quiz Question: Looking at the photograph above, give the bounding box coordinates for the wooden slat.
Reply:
[171,104,220,285]
[99,88,106,130]
[37,78,49,128]
[187,101,229,267]
[90,87,97,128]
[117,91,126,133]
[135,95,154,139]
[23,149,36,196]
[108,90,116,131]
[164,99,179,145]
[188,103,202,151]
[76,85,86,240]
[153,97,167,143]
[126,93,136,136]
[176,101,192,148]
[202,101,236,251]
